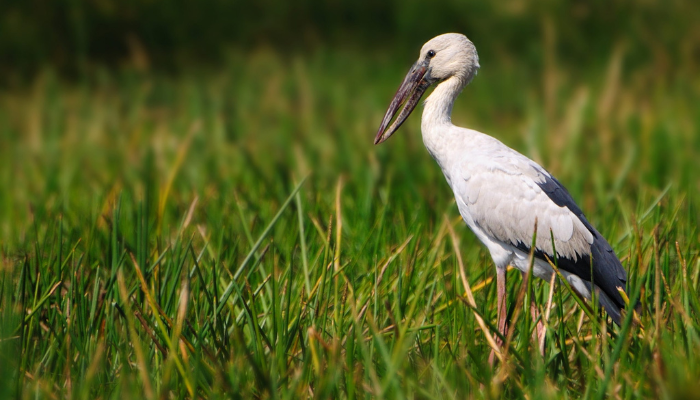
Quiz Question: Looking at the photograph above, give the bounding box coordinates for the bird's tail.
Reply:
[595,287,623,325]
[595,285,640,326]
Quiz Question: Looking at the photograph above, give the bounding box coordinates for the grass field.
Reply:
[1,44,699,399]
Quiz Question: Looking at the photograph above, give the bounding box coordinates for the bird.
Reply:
[374,33,630,354]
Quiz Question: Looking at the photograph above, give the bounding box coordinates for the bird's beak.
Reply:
[374,60,431,145]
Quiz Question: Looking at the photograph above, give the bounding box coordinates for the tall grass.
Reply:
[0,43,698,399]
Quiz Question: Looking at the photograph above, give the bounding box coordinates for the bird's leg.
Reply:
[489,266,508,365]
[530,300,546,356]
[522,269,546,356]
[496,267,508,343]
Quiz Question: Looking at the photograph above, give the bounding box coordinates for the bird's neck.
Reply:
[421,76,466,161]
[422,76,465,126]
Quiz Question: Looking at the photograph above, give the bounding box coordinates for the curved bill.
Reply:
[374,60,431,145]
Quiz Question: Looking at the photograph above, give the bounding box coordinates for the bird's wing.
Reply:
[453,153,627,307]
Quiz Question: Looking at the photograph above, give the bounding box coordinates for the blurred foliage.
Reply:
[2,0,699,80]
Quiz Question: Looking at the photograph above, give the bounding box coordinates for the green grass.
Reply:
[0,46,699,399]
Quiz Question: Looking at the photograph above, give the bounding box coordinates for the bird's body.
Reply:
[424,118,626,324]
[375,33,629,334]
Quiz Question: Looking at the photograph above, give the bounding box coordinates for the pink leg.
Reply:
[489,267,508,365]
[530,301,546,356]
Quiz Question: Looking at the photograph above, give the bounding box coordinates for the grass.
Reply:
[0,44,698,399]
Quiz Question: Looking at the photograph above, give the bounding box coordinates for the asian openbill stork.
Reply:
[374,33,629,357]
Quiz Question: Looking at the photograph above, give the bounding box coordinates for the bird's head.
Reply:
[374,33,480,145]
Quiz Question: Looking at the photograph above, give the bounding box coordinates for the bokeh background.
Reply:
[3,0,699,77]
[2,0,699,237]
[2,0,699,230]
[1,0,700,398]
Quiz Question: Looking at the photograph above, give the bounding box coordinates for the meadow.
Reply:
[0,37,699,398]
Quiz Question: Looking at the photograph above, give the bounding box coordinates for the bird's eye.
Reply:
[427,50,436,59]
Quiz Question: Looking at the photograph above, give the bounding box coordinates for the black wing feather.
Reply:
[516,173,628,324]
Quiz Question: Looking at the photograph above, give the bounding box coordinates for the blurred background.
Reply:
[1,0,698,245]
[2,0,699,78]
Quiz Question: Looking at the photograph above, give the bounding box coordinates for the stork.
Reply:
[374,33,629,355]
